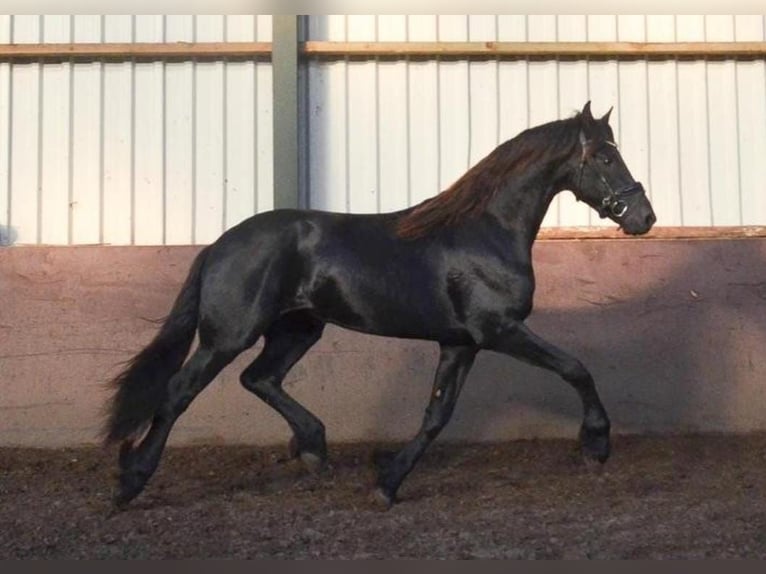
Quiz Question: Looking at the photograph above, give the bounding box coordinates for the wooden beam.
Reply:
[302,41,766,59]
[0,41,766,60]
[4,41,766,62]
[0,42,272,61]
[536,226,766,241]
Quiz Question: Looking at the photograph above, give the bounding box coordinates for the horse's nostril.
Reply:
[646,212,656,227]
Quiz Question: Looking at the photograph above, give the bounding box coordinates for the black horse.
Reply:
[105,102,656,508]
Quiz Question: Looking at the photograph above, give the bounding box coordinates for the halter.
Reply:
[577,136,646,219]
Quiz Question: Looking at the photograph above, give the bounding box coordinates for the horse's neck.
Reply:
[487,174,566,248]
[483,126,577,247]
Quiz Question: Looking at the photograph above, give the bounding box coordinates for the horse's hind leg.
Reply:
[374,344,477,508]
[115,346,235,507]
[240,311,327,471]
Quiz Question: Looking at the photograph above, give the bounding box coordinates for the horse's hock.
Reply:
[2,237,765,447]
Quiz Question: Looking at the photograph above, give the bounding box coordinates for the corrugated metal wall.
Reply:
[0,15,273,246]
[2,15,766,245]
[304,15,766,229]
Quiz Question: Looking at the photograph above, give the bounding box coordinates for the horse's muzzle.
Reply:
[621,204,656,235]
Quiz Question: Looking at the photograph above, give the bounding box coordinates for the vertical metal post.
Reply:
[272,15,299,210]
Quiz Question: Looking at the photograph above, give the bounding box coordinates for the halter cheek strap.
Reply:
[577,134,645,220]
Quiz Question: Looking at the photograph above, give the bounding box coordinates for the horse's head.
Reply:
[571,102,656,235]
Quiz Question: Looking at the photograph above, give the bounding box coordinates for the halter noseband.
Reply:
[577,137,645,219]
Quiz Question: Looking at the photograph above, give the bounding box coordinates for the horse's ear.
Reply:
[601,106,613,124]
[580,101,597,140]
[581,101,594,124]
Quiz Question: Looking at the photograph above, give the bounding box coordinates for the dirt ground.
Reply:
[1,433,766,559]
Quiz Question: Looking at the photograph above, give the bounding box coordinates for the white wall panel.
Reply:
[376,16,409,213]
[557,15,591,226]
[304,14,766,231]
[527,16,561,228]
[102,15,133,246]
[706,16,740,225]
[306,16,348,212]
[193,15,225,245]
[133,16,164,245]
[734,16,766,225]
[347,15,379,214]
[406,16,440,206]
[587,16,620,227]
[437,16,470,193]
[9,16,41,245]
[164,15,194,245]
[71,16,101,244]
[225,15,257,229]
[3,15,766,245]
[467,16,500,166]
[39,16,71,245]
[1,15,273,245]
[616,16,650,212]
[646,17,682,226]
[676,15,711,225]
[496,16,530,156]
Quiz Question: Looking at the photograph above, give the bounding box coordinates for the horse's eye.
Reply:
[601,155,611,165]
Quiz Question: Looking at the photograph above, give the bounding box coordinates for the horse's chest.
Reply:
[446,266,535,323]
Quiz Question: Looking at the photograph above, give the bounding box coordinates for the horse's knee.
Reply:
[239,366,273,396]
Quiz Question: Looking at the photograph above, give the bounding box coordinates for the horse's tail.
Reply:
[103,247,210,445]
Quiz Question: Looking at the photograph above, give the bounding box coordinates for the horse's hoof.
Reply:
[579,425,610,464]
[299,451,326,474]
[287,435,327,473]
[371,487,396,511]
[113,468,148,509]
[112,486,138,510]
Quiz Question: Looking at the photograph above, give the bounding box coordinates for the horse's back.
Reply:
[198,209,468,342]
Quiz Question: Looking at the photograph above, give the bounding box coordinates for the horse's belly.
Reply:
[307,272,462,342]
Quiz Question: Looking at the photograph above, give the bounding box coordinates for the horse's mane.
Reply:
[395,114,582,239]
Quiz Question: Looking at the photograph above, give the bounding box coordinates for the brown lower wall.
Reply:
[2,239,766,447]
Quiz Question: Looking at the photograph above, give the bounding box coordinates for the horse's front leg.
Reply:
[485,320,611,464]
